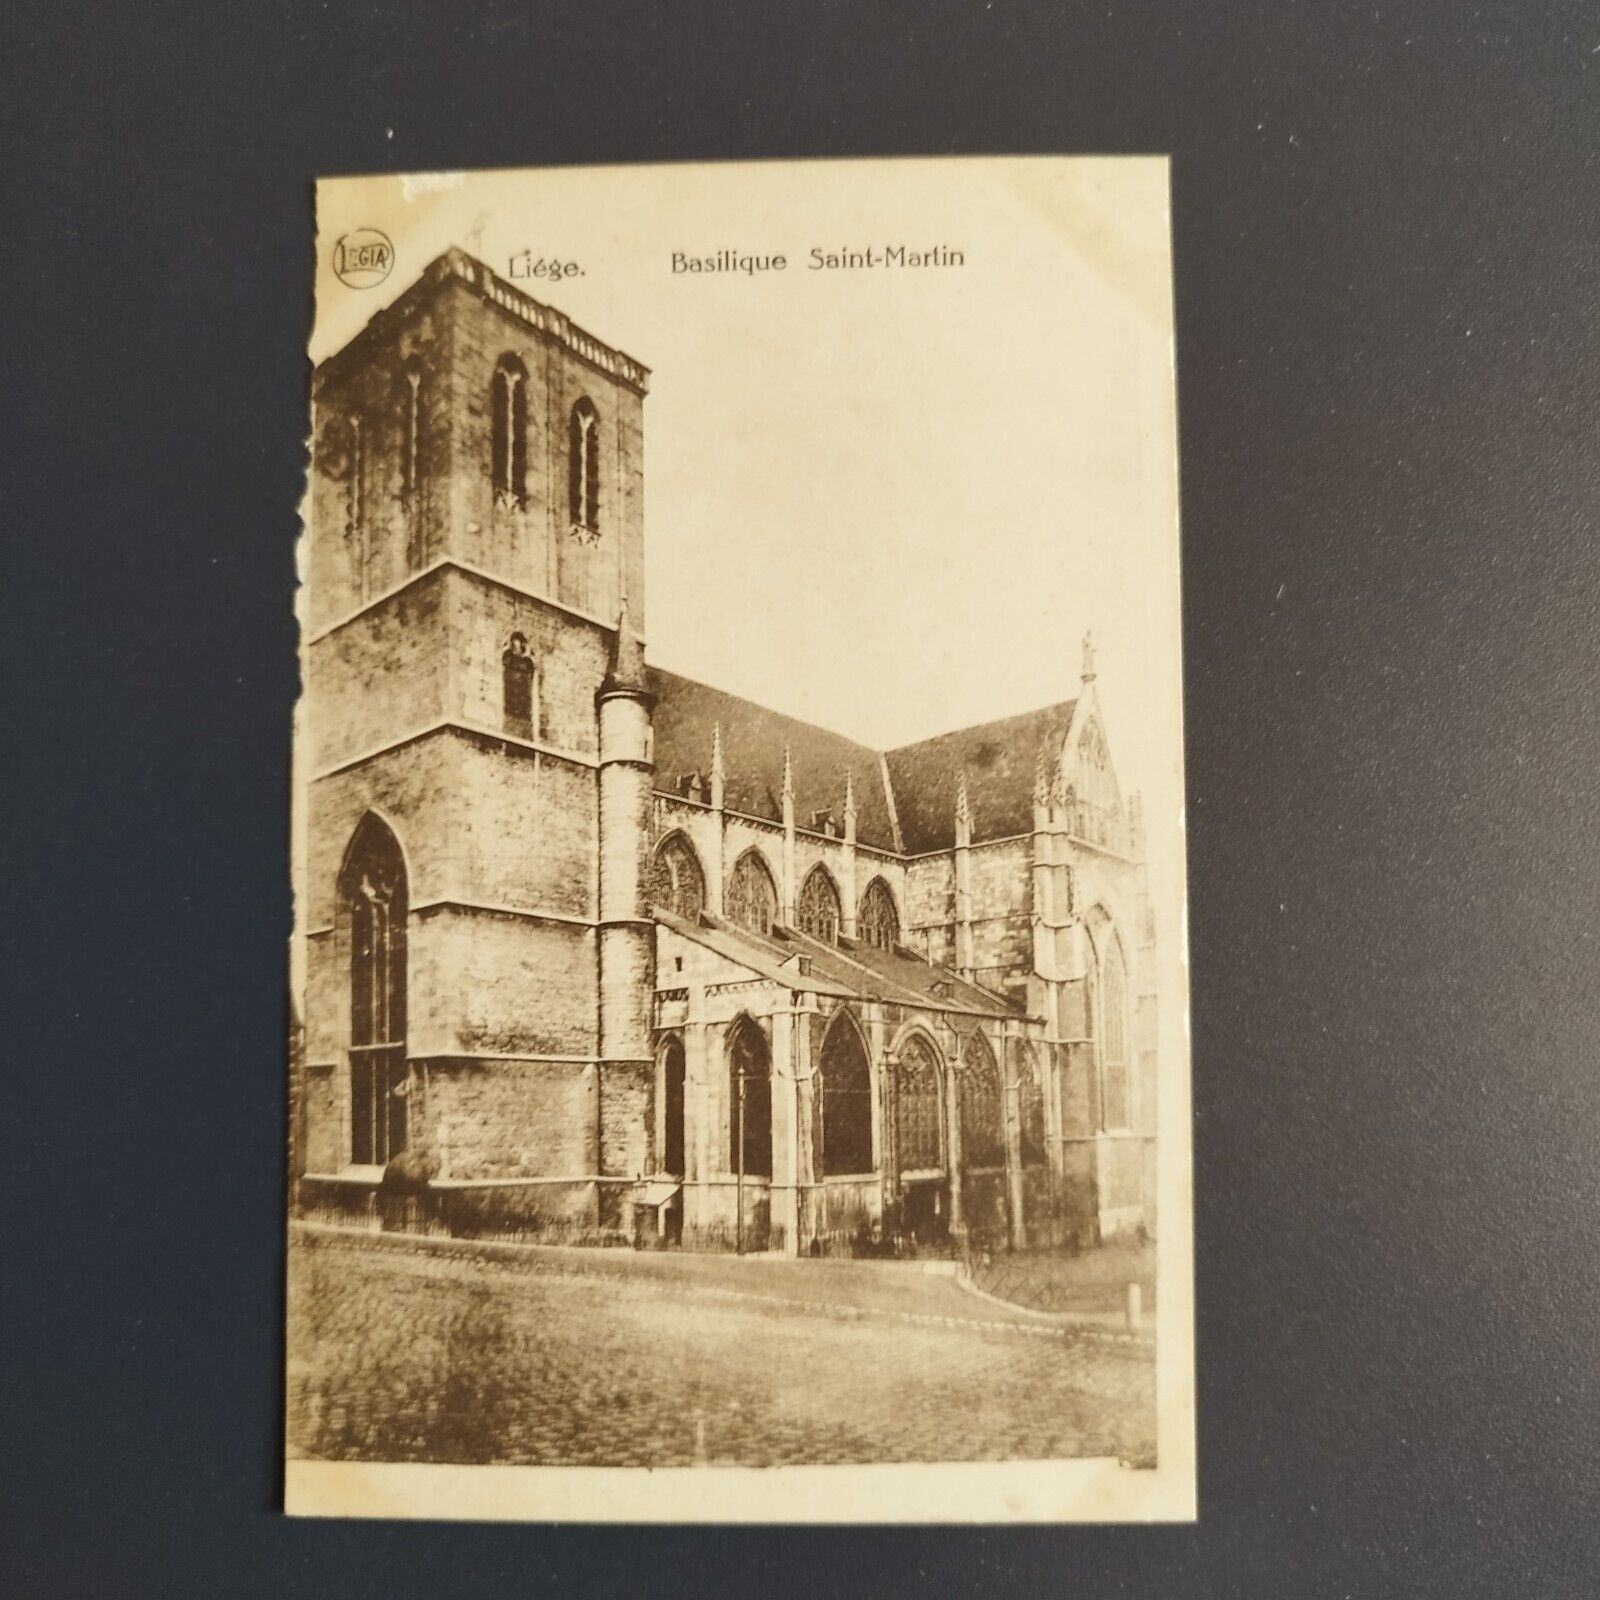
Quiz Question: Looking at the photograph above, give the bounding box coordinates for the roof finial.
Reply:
[709,722,725,809]
[781,742,794,804]
[955,768,971,826]
[843,767,856,820]
[1081,629,1097,683]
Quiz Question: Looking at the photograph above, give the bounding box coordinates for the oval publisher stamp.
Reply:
[332,228,394,288]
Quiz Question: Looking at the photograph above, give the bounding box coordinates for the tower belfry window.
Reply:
[399,359,423,501]
[569,399,600,533]
[491,356,528,508]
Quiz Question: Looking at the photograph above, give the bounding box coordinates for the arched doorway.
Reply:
[339,813,409,1167]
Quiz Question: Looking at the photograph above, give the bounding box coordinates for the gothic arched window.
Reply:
[569,398,600,532]
[817,1011,873,1176]
[1100,937,1131,1131]
[727,1015,772,1178]
[958,1032,1005,1171]
[649,833,706,921]
[893,1033,944,1174]
[502,632,535,739]
[340,814,408,1167]
[858,877,899,950]
[726,849,777,935]
[1016,1042,1047,1167]
[397,357,423,503]
[797,865,842,944]
[491,355,528,508]
[660,1035,686,1177]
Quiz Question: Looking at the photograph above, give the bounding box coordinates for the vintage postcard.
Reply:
[286,156,1194,1522]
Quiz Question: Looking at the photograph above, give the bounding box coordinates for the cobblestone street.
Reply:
[287,1229,1156,1469]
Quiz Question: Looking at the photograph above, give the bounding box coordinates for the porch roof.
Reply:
[654,909,1024,1022]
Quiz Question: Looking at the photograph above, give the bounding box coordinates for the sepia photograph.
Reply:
[285,157,1194,1522]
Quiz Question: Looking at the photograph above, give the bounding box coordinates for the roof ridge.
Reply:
[647,665,885,757]
[883,695,1079,758]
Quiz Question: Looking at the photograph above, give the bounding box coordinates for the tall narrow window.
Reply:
[817,1011,873,1176]
[893,1033,944,1174]
[1016,1043,1047,1166]
[502,632,535,740]
[661,1035,686,1176]
[726,850,778,936]
[569,398,600,532]
[958,1033,1005,1170]
[1100,938,1131,1131]
[858,877,900,950]
[649,833,706,921]
[398,359,422,502]
[490,355,528,508]
[344,414,368,601]
[727,1016,772,1178]
[341,815,408,1167]
[797,865,842,944]
[345,415,365,539]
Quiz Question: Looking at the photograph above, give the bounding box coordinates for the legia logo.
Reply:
[333,229,394,288]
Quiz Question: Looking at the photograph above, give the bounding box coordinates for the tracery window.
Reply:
[857,877,899,950]
[727,1016,772,1178]
[817,1011,873,1176]
[502,632,535,739]
[398,358,422,502]
[958,1032,1005,1170]
[341,814,408,1167]
[1071,719,1123,847]
[649,833,706,921]
[569,398,600,532]
[490,355,528,508]
[893,1033,944,1174]
[1100,938,1131,1131]
[726,850,777,935]
[797,865,842,944]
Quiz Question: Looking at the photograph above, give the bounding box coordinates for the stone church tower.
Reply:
[299,249,656,1229]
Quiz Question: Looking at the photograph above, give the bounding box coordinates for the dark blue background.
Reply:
[5,3,1598,1594]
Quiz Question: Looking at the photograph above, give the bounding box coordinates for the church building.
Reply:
[295,248,1158,1255]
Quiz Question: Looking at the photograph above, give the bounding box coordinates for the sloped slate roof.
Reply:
[656,909,1021,1019]
[648,668,898,850]
[883,700,1076,853]
[650,669,1075,857]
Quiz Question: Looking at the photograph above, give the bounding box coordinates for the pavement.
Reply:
[286,1226,1157,1469]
